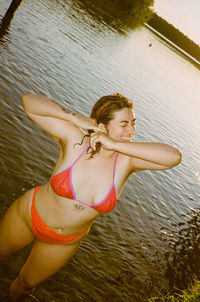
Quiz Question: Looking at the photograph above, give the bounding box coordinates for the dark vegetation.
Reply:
[76,0,154,30]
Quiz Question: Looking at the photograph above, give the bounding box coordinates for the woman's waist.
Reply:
[32,184,96,235]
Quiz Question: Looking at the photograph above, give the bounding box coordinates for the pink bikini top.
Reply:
[50,144,118,214]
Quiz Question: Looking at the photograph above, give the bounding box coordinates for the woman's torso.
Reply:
[28,135,132,237]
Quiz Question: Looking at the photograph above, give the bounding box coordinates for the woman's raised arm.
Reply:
[114,140,182,171]
[22,94,100,141]
[90,131,181,171]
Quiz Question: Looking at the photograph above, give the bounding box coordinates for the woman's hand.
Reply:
[73,114,103,132]
[90,131,115,151]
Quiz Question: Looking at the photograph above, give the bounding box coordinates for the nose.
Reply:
[128,124,135,133]
[125,126,135,138]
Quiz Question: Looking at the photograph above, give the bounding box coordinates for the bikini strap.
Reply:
[113,152,118,181]
[71,143,90,167]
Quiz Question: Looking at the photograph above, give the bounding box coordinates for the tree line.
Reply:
[147,13,200,62]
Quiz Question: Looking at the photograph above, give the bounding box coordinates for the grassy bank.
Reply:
[148,279,200,302]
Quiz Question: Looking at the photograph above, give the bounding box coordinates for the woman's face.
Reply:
[106,107,136,142]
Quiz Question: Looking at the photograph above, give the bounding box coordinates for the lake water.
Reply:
[0,0,200,301]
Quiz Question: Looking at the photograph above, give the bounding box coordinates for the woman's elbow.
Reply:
[22,94,33,112]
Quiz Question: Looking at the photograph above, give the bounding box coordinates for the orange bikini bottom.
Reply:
[31,186,88,244]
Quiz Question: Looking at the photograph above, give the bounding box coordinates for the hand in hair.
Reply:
[72,114,102,132]
[90,132,115,151]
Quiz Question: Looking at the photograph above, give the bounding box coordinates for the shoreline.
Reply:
[144,23,200,69]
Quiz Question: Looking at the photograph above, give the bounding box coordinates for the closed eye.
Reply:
[120,118,136,127]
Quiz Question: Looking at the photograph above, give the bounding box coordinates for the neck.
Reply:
[95,146,115,159]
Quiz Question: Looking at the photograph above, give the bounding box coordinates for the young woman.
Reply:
[0,93,181,301]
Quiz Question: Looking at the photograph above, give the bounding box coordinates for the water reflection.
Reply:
[0,0,24,40]
[165,208,200,290]
[0,0,154,40]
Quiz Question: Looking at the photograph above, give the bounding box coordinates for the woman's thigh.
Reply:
[19,239,82,287]
[0,190,34,260]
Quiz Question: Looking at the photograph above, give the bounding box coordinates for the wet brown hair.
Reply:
[76,93,134,158]
[90,92,133,123]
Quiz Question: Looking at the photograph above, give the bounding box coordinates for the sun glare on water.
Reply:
[195,172,200,182]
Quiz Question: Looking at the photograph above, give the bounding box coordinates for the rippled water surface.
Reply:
[0,0,200,301]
